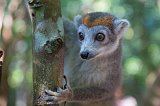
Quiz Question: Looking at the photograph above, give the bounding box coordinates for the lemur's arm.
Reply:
[42,66,120,104]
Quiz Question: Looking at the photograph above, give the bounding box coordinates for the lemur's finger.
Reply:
[57,87,63,92]
[45,90,57,96]
[45,89,65,97]
[46,101,57,105]
[46,99,66,104]
[41,95,60,101]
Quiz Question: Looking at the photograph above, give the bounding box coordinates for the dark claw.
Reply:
[63,75,67,89]
[45,90,52,96]
[0,50,3,58]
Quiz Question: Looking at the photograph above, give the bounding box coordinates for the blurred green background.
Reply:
[0,0,160,106]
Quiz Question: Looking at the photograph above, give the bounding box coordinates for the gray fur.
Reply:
[44,12,129,106]
[74,15,82,29]
[63,12,129,106]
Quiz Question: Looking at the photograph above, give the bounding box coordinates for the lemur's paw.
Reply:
[40,76,73,104]
[42,86,72,104]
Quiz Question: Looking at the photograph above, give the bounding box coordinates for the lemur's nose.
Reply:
[80,52,89,59]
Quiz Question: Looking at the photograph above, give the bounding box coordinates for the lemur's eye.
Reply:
[79,32,84,41]
[95,33,105,41]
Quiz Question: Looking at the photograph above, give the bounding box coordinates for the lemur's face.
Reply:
[78,25,117,60]
[75,12,129,60]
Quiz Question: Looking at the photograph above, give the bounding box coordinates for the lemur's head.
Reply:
[74,12,129,60]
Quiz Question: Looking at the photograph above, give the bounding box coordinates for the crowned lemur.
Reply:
[43,12,129,106]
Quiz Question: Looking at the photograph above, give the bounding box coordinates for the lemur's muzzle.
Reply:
[80,51,89,59]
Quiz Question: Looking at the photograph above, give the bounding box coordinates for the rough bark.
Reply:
[26,0,64,106]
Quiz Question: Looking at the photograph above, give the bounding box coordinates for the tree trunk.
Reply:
[26,0,64,106]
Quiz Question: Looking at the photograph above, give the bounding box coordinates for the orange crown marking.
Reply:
[81,15,113,29]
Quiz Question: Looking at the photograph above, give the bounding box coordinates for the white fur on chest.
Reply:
[66,58,108,87]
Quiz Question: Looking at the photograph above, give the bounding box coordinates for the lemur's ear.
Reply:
[114,19,129,35]
[74,15,82,28]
